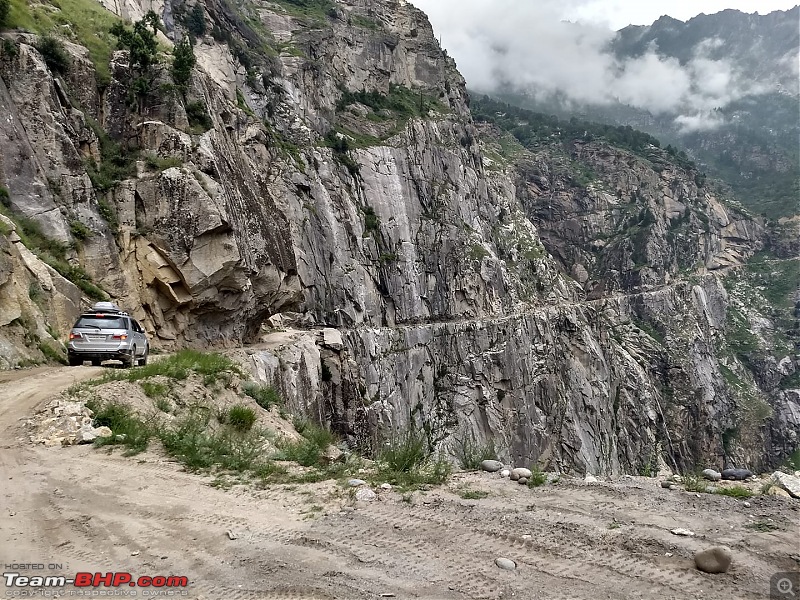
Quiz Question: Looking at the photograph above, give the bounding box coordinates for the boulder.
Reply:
[509,471,520,481]
[767,485,791,498]
[511,468,532,479]
[694,546,732,574]
[518,477,528,485]
[481,460,503,473]
[702,469,722,482]
[585,473,598,484]
[772,471,800,498]
[721,468,753,481]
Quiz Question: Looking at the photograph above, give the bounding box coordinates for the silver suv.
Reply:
[67,302,149,368]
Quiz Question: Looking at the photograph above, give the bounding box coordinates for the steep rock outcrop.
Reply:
[0,0,796,473]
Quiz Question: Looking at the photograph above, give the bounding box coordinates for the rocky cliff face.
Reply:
[0,0,796,474]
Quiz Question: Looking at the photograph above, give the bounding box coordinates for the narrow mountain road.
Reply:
[1,366,798,599]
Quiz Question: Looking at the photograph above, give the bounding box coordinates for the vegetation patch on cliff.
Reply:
[4,0,120,83]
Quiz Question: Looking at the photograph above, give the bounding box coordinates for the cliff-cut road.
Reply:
[1,366,797,599]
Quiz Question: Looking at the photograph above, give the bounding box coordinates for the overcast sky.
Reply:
[410,0,798,31]
[407,1,798,131]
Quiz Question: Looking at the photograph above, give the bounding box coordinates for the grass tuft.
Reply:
[86,399,153,455]
[716,486,753,499]
[226,405,257,432]
[275,423,335,467]
[459,489,489,500]
[451,431,497,471]
[243,382,282,410]
[527,468,548,488]
[375,430,452,489]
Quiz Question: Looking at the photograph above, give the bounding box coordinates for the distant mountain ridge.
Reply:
[494,7,800,219]
[613,7,799,93]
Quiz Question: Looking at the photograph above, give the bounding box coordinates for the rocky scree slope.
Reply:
[0,0,796,475]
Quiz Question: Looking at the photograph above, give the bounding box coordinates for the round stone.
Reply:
[702,469,722,481]
[348,479,367,487]
[500,469,511,478]
[509,471,520,481]
[512,468,532,479]
[495,557,516,571]
[694,546,732,574]
[481,460,503,473]
[518,477,528,485]
[355,488,376,502]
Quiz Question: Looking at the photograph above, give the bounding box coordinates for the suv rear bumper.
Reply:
[68,349,134,362]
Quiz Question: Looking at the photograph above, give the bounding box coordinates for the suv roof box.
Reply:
[90,301,124,313]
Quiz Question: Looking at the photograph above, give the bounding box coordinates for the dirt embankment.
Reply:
[1,365,798,600]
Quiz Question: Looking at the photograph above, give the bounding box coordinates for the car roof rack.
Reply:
[89,301,128,315]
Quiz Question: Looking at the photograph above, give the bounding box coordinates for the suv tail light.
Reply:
[112,334,128,340]
[69,332,82,340]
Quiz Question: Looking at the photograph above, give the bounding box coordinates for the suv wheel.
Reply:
[91,359,102,367]
[138,346,149,366]
[68,356,83,367]
[124,346,136,369]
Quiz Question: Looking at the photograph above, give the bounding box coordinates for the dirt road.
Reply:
[1,366,798,599]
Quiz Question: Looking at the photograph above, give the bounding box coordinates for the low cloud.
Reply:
[410,0,768,130]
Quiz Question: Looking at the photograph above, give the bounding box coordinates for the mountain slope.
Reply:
[496,7,800,220]
[0,0,796,474]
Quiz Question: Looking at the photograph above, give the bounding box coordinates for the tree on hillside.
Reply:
[109,11,161,111]
[110,11,160,72]
[172,36,195,90]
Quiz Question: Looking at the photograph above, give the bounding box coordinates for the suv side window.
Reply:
[132,320,142,333]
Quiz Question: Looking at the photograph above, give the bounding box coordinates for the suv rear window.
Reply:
[74,315,127,329]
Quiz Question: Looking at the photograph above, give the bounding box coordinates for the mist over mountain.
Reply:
[413,2,797,128]
[414,1,800,217]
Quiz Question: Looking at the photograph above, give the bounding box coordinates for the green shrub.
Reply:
[527,468,548,488]
[362,206,379,233]
[185,4,206,37]
[87,399,153,454]
[0,187,9,206]
[28,282,44,305]
[227,405,257,432]
[144,153,182,171]
[451,431,497,471]
[275,422,335,467]
[158,410,263,472]
[242,382,282,410]
[376,429,452,489]
[683,474,711,493]
[69,220,92,240]
[36,35,70,74]
[185,100,212,132]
